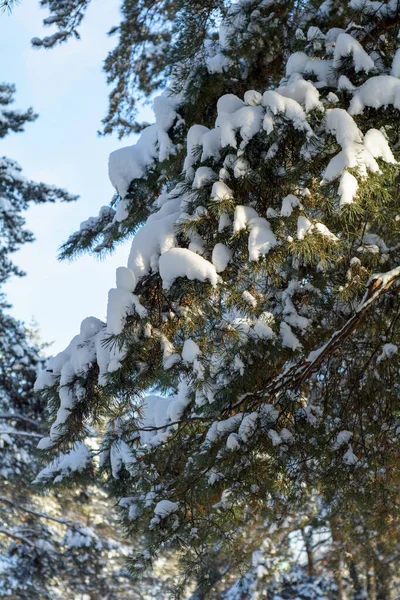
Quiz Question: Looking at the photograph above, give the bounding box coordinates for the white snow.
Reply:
[281,194,301,217]
[154,500,179,517]
[280,322,302,350]
[391,48,400,78]
[233,205,258,233]
[349,76,400,115]
[107,94,179,200]
[363,129,396,164]
[333,33,374,73]
[244,90,262,106]
[238,412,258,442]
[193,166,217,189]
[277,76,322,113]
[247,217,277,260]
[297,216,313,240]
[226,433,240,450]
[338,171,358,206]
[268,429,282,446]
[110,440,135,479]
[182,339,201,362]
[212,243,232,272]
[377,343,398,364]
[343,445,358,466]
[242,290,257,307]
[34,442,91,484]
[211,180,234,200]
[285,52,309,77]
[334,430,353,449]
[159,248,219,289]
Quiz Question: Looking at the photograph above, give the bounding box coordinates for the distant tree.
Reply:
[0,83,156,599]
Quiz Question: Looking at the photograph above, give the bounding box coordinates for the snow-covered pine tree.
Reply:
[34,0,400,596]
[0,83,150,599]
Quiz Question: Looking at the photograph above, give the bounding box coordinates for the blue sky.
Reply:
[1,1,151,353]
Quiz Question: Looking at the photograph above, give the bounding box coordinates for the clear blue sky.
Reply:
[1,1,152,353]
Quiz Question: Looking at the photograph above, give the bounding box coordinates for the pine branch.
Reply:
[225,266,400,414]
[0,527,35,547]
[0,430,42,438]
[0,413,43,429]
[0,495,83,529]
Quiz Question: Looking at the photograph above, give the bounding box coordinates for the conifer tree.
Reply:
[32,0,400,596]
[0,83,156,599]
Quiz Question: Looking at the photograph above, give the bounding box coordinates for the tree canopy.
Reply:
[7,0,400,597]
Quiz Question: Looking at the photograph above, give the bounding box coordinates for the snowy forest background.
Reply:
[1,0,400,598]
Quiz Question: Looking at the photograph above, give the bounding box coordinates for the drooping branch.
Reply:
[0,495,80,529]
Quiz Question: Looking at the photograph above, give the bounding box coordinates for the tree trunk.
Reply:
[367,563,376,600]
[301,527,315,577]
[375,555,392,600]
[330,516,345,600]
[348,560,364,599]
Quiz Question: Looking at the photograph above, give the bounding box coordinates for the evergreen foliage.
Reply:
[29,0,400,597]
[0,82,168,599]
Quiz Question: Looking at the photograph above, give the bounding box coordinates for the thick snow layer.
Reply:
[304,59,336,86]
[116,266,136,292]
[107,288,147,335]
[34,442,91,484]
[193,166,217,190]
[363,129,396,163]
[154,500,179,517]
[184,124,210,171]
[233,205,258,233]
[247,217,277,260]
[182,339,201,362]
[297,216,313,240]
[108,127,158,200]
[138,394,174,446]
[349,0,398,17]
[159,248,219,289]
[206,414,243,443]
[343,444,358,466]
[217,94,245,115]
[280,322,301,350]
[212,243,232,272]
[253,318,275,340]
[238,412,258,442]
[108,94,177,200]
[286,52,309,77]
[127,198,180,282]
[277,75,322,112]
[111,440,135,479]
[218,105,264,148]
[268,429,282,446]
[211,180,233,200]
[333,33,374,73]
[226,432,240,450]
[244,90,262,106]
[377,343,398,364]
[262,90,312,135]
[349,76,400,115]
[338,171,358,205]
[281,194,301,217]
[314,222,338,240]
[242,290,257,307]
